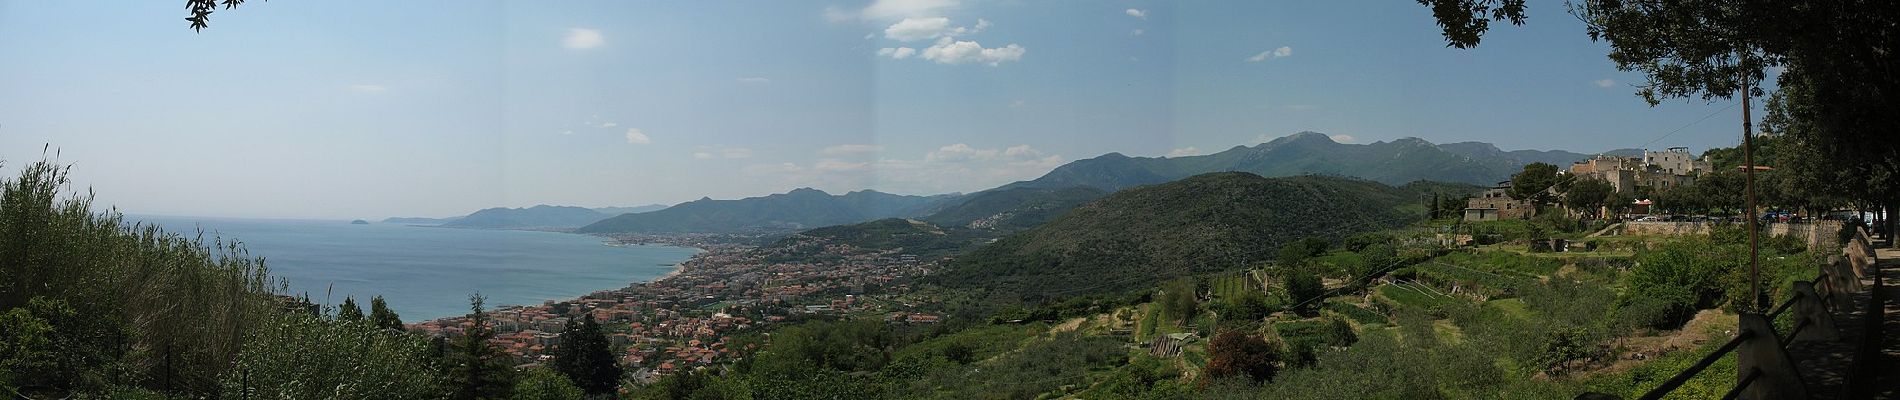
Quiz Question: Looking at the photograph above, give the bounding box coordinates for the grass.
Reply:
[1377,282,1457,311]
[1324,300,1387,325]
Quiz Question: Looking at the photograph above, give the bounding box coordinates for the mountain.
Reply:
[592,204,669,216]
[441,205,610,229]
[922,186,1107,230]
[381,216,461,225]
[1436,142,1643,169]
[932,172,1428,302]
[1000,132,1616,192]
[576,188,959,234]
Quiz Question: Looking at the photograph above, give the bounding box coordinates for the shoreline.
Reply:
[418,234,708,322]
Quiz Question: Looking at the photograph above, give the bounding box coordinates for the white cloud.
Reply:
[737,77,771,84]
[926,143,997,162]
[1131,29,1144,36]
[814,159,870,172]
[1594,78,1616,88]
[885,17,951,41]
[858,0,961,20]
[919,37,1025,66]
[624,128,651,144]
[1246,46,1293,62]
[1003,145,1041,158]
[346,84,387,93]
[877,47,918,59]
[1010,99,1025,108]
[1167,147,1201,157]
[563,28,604,49]
[821,144,884,156]
[693,152,714,159]
[1125,9,1147,19]
[1330,134,1357,143]
[883,17,989,42]
[600,122,619,128]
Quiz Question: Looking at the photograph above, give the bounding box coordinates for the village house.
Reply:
[1462,181,1538,221]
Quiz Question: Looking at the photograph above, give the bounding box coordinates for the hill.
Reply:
[592,204,669,216]
[760,218,988,262]
[1000,132,1615,192]
[921,186,1107,230]
[441,205,610,229]
[932,172,1426,302]
[576,188,958,234]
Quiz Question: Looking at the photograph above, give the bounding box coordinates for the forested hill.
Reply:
[932,172,1428,303]
[921,186,1107,231]
[576,188,957,234]
[999,132,1611,192]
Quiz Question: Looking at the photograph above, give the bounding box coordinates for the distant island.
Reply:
[349,219,369,225]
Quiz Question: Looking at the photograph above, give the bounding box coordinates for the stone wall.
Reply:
[1623,221,1715,236]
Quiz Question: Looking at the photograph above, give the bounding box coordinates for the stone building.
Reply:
[1463,181,1538,221]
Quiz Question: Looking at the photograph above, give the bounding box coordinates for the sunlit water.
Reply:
[133,216,699,321]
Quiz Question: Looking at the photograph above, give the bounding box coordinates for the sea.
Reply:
[131,216,701,321]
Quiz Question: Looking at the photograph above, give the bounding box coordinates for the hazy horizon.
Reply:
[0,0,1762,219]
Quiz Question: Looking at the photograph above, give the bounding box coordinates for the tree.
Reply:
[337,296,365,322]
[1563,178,1615,219]
[447,295,515,400]
[1282,269,1326,315]
[514,368,584,400]
[1201,330,1281,385]
[1157,279,1199,324]
[1423,0,1900,246]
[1277,237,1330,268]
[1325,318,1359,347]
[369,295,403,331]
[1507,163,1559,205]
[552,314,621,396]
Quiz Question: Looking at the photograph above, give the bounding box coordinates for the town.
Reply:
[408,231,945,383]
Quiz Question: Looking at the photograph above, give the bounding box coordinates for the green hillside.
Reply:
[933,172,1425,302]
[763,218,988,261]
[921,186,1106,231]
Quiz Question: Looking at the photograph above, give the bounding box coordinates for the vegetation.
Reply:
[934,173,1425,304]
[921,186,1107,231]
[552,315,621,397]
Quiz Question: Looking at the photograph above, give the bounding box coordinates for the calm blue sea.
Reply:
[132,216,699,321]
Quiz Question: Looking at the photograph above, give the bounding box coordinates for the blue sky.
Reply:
[0,0,1756,219]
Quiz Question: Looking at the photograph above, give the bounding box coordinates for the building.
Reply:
[1643,147,1713,176]
[1463,181,1537,221]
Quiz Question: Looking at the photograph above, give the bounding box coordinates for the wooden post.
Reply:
[1741,59,1763,312]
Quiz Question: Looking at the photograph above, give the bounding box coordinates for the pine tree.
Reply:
[552,314,622,396]
[337,296,365,322]
[369,295,403,331]
[447,295,515,400]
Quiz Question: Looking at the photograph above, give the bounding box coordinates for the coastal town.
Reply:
[407,231,946,383]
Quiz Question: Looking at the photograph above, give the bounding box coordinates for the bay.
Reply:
[132,216,699,321]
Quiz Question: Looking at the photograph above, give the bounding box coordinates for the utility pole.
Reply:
[1741,52,1762,312]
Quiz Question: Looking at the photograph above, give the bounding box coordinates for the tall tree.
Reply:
[552,314,621,396]
[369,296,403,331]
[1201,330,1281,385]
[1563,178,1616,219]
[1507,162,1560,205]
[337,297,365,322]
[447,295,515,400]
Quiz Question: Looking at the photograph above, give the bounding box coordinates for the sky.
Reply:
[0,0,1760,220]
